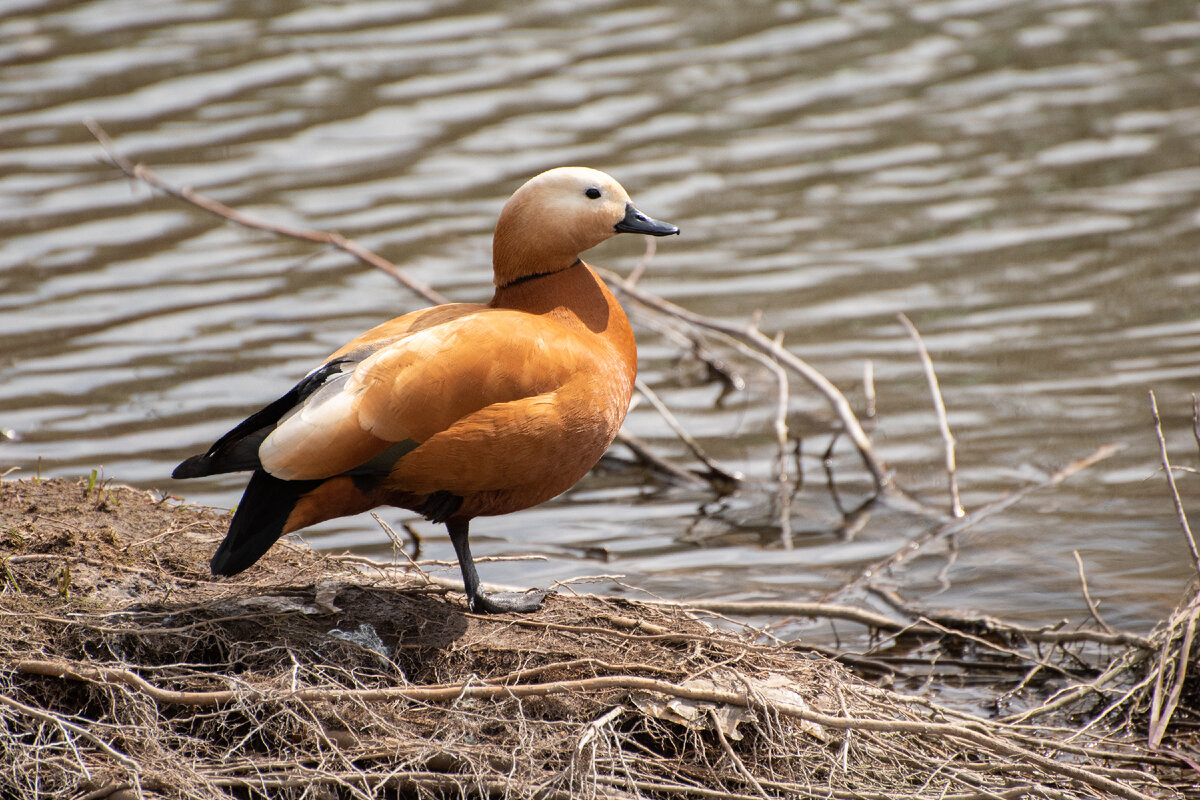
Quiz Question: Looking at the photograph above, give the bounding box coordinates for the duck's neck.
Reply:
[489,261,635,356]
[499,258,584,290]
[490,194,594,288]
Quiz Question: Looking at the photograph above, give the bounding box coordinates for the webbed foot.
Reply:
[468,589,550,614]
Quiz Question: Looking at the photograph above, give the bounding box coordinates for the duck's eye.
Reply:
[585,187,602,199]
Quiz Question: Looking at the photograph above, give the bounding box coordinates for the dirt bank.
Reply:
[0,477,1192,799]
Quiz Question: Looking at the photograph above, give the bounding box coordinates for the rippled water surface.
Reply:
[3,0,1199,641]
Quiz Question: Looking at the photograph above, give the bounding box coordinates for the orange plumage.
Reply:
[173,167,678,613]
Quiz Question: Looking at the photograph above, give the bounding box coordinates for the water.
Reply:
[2,0,1198,644]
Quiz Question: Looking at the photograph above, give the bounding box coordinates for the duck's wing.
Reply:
[171,302,487,480]
[256,309,590,481]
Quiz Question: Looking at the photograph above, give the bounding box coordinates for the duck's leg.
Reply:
[446,519,548,614]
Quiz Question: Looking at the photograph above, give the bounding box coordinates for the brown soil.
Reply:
[0,477,1192,799]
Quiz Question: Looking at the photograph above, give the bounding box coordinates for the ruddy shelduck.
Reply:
[174,167,678,613]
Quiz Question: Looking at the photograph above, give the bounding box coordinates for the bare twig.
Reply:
[635,378,742,490]
[897,314,963,518]
[707,707,770,799]
[1147,595,1200,749]
[575,704,623,753]
[864,586,1148,649]
[770,331,793,548]
[629,310,746,394]
[1072,550,1115,635]
[1192,393,1200,454]
[598,267,893,494]
[863,360,876,422]
[0,692,139,773]
[370,512,419,567]
[1148,390,1200,577]
[1000,643,1148,725]
[85,118,448,306]
[612,430,711,487]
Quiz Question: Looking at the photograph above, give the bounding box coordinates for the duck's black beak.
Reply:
[614,202,679,236]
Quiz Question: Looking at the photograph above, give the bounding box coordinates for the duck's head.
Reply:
[492,166,678,287]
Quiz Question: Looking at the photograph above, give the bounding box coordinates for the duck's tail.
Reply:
[210,471,321,576]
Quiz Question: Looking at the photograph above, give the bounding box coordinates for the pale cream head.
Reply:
[492,167,677,287]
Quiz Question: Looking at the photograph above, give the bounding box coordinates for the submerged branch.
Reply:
[823,443,1125,603]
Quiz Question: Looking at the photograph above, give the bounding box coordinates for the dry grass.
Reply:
[0,477,1193,799]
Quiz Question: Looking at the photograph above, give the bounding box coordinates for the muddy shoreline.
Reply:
[1,477,1194,799]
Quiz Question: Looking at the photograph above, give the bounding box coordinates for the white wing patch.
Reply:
[259,370,377,480]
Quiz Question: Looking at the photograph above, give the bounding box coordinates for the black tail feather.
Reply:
[173,358,354,480]
[172,428,271,479]
[210,471,322,576]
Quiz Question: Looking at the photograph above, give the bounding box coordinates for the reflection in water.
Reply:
[2,0,1199,640]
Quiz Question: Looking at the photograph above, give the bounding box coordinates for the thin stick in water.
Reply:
[1072,550,1115,635]
[863,359,877,422]
[1148,390,1200,578]
[898,313,963,519]
[772,331,793,549]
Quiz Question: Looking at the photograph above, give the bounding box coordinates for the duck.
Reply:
[173,167,679,613]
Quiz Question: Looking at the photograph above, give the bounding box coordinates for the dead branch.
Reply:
[612,429,712,487]
[85,119,448,307]
[866,585,1149,649]
[1147,594,1199,749]
[707,707,770,799]
[769,331,794,549]
[1149,390,1200,577]
[1192,393,1200,454]
[644,595,1149,649]
[862,360,876,422]
[628,308,746,394]
[635,378,742,489]
[595,267,893,493]
[1073,549,1116,635]
[897,313,963,518]
[0,692,139,772]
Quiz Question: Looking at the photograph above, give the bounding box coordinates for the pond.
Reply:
[2,0,1198,651]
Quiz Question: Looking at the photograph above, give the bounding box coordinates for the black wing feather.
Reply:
[172,358,352,479]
